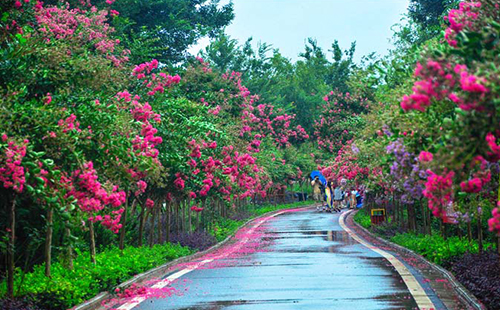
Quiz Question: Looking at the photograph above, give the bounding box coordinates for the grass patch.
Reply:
[391,233,493,265]
[353,207,372,229]
[0,243,193,309]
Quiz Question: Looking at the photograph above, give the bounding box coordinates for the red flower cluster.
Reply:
[489,203,500,235]
[69,161,126,233]
[444,2,482,47]
[423,170,455,219]
[35,4,129,66]
[459,157,490,193]
[0,135,28,193]
[401,60,488,112]
[418,151,433,162]
[315,91,369,153]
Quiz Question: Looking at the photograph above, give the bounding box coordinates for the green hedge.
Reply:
[353,208,493,265]
[353,208,372,229]
[391,233,493,265]
[212,218,245,242]
[0,243,192,309]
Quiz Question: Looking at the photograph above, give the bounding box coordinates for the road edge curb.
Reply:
[346,209,487,310]
[73,203,319,310]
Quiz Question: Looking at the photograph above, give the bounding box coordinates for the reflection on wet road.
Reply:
[136,209,420,310]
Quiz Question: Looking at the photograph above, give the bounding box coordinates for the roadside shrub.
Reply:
[449,251,500,310]
[0,243,192,309]
[390,233,493,265]
[212,218,245,242]
[0,298,42,310]
[169,231,217,251]
[353,208,372,229]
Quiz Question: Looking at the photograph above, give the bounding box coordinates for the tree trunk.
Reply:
[149,207,156,248]
[300,179,304,202]
[420,202,427,235]
[179,201,184,232]
[477,213,483,254]
[65,225,74,270]
[441,221,447,241]
[138,206,145,247]
[467,220,472,244]
[401,201,406,230]
[186,200,189,231]
[176,201,180,232]
[392,194,398,225]
[407,204,414,232]
[166,202,170,242]
[119,198,129,250]
[44,208,54,277]
[188,202,192,232]
[196,211,201,231]
[89,221,96,264]
[158,202,163,244]
[427,205,432,235]
[7,197,16,298]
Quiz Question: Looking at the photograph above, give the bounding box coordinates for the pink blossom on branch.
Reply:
[423,169,455,219]
[69,161,126,233]
[145,198,154,209]
[418,151,433,162]
[444,2,482,47]
[489,204,500,235]
[0,136,28,193]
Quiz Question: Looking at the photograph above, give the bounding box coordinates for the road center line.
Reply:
[116,210,288,310]
[339,210,436,310]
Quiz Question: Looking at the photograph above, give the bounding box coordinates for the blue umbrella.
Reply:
[310,170,327,186]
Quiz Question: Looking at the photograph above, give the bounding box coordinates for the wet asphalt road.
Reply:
[135,209,420,310]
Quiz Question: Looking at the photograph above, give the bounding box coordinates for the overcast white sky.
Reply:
[189,0,411,62]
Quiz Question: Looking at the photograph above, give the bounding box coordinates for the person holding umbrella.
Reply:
[310,171,327,211]
[311,176,323,202]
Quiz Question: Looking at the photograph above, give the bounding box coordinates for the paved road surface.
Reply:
[116,208,447,310]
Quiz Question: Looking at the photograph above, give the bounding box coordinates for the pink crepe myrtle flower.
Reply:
[423,170,455,219]
[488,203,500,235]
[418,151,433,162]
[0,136,27,193]
[135,180,147,196]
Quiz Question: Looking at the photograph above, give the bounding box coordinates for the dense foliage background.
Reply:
[1,0,499,309]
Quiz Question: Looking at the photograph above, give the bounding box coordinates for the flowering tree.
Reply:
[314,91,369,153]
[400,1,500,237]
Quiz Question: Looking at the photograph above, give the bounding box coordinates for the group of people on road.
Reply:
[311,176,362,213]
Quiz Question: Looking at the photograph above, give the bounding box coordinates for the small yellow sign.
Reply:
[371,208,386,216]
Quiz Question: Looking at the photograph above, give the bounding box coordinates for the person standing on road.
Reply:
[333,182,343,212]
[350,187,358,209]
[325,181,334,212]
[311,176,323,203]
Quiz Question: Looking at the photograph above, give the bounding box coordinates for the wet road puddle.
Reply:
[114,210,422,310]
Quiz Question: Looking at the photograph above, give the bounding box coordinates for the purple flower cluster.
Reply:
[351,143,360,154]
[386,139,427,204]
[382,124,393,137]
